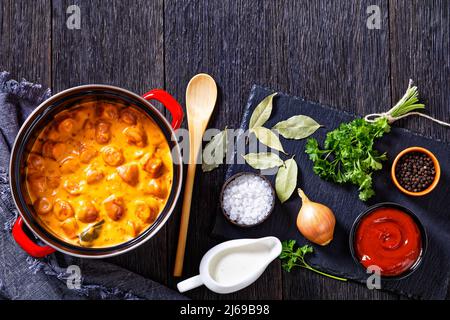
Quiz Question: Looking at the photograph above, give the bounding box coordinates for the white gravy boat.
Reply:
[177,236,282,294]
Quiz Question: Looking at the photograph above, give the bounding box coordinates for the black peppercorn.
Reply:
[395,152,436,192]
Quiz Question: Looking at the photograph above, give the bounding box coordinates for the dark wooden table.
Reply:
[1,0,449,300]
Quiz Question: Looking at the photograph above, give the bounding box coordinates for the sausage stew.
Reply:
[25,99,173,247]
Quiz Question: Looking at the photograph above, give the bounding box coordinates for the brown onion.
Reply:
[296,188,335,246]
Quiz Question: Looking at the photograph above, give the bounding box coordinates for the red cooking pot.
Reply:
[9,85,183,258]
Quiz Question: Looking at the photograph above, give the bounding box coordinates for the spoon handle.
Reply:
[174,129,202,276]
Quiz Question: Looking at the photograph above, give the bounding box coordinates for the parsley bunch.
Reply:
[305,117,390,201]
[305,82,427,201]
[279,240,347,281]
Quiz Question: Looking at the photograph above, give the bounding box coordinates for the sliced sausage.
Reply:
[127,220,143,237]
[134,200,157,224]
[117,164,139,186]
[123,126,147,147]
[34,197,53,215]
[79,145,97,164]
[61,218,78,238]
[53,199,74,221]
[51,142,67,161]
[100,103,119,120]
[58,118,76,136]
[28,154,45,174]
[27,174,47,196]
[101,145,125,167]
[60,156,80,174]
[41,140,56,159]
[143,178,167,199]
[63,179,84,195]
[86,167,104,184]
[77,200,99,223]
[47,129,60,141]
[95,121,111,144]
[103,195,125,221]
[46,175,61,189]
[72,107,91,125]
[143,156,163,178]
[120,108,137,125]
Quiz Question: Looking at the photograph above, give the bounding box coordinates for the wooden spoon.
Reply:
[174,73,217,277]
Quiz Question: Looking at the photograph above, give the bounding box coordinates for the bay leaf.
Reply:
[273,115,321,140]
[202,129,228,172]
[243,152,284,170]
[275,158,298,203]
[251,126,286,154]
[249,92,277,129]
[79,220,105,244]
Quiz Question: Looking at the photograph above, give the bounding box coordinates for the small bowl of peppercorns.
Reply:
[391,147,441,196]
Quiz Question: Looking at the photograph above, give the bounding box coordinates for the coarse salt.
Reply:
[222,174,274,226]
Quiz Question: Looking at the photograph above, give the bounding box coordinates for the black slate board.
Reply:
[212,85,450,300]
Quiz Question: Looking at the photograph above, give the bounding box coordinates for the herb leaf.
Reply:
[280,240,347,281]
[79,220,105,244]
[275,158,298,203]
[305,117,390,201]
[249,93,277,129]
[202,129,228,172]
[251,127,286,154]
[243,152,283,170]
[273,115,321,140]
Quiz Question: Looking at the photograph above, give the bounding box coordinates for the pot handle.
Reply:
[142,89,184,130]
[12,217,55,258]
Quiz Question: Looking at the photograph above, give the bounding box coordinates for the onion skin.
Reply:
[296,188,336,246]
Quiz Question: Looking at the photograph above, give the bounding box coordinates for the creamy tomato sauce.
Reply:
[26,99,173,247]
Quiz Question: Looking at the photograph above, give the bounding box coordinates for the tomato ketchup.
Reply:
[354,207,422,277]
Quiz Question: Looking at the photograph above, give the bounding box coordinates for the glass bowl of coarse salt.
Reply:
[220,172,276,227]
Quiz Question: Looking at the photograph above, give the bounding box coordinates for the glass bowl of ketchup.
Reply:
[349,203,427,280]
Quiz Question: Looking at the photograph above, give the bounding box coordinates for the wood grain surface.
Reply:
[0,0,51,87]
[390,0,450,143]
[0,0,448,300]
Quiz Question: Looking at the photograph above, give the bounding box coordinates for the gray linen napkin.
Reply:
[0,71,186,300]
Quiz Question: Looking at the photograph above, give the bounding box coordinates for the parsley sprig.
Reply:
[280,240,347,281]
[305,117,390,201]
